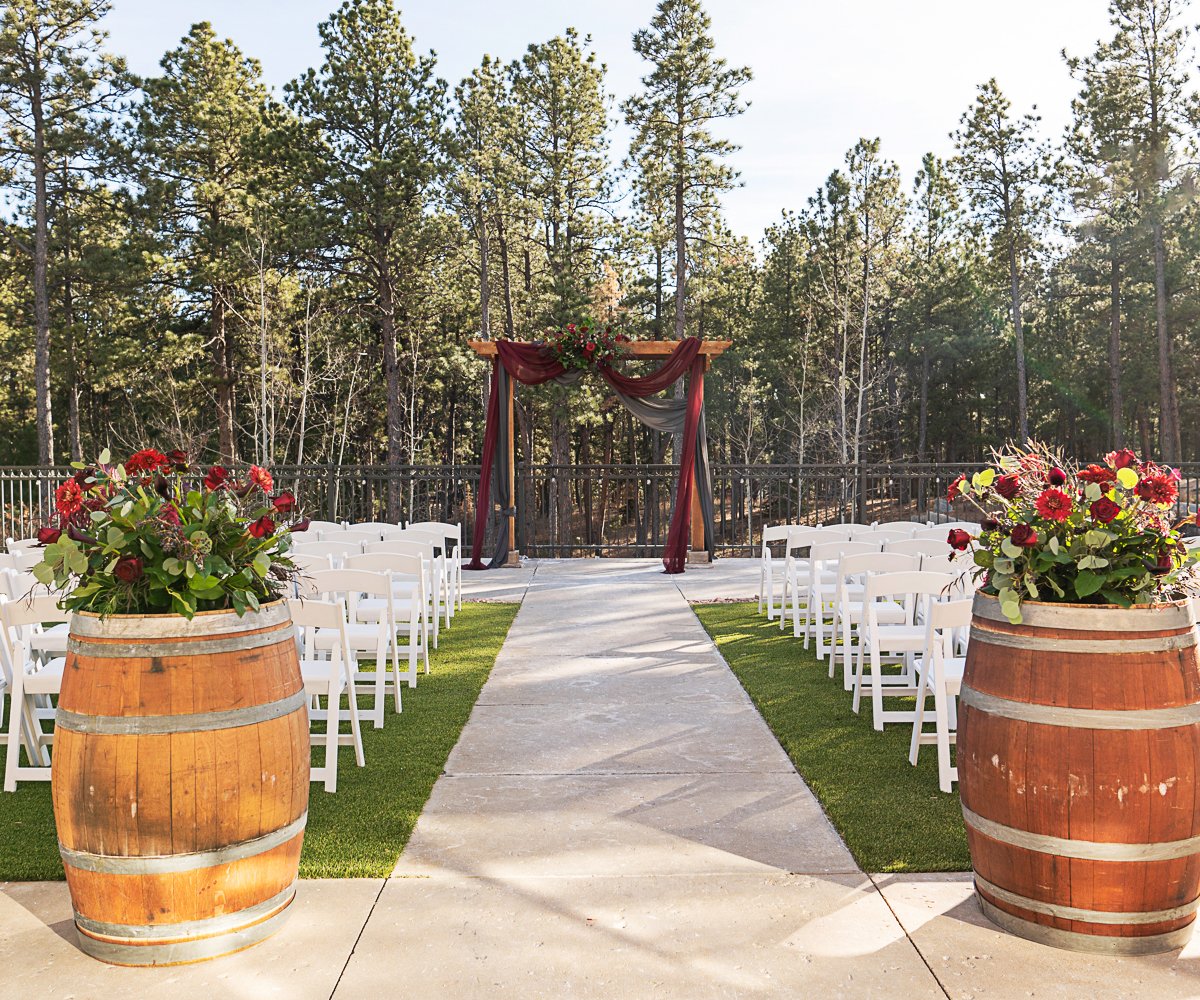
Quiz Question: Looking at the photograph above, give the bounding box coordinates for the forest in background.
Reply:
[1,0,1198,484]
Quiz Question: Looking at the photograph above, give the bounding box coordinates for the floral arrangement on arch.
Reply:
[33,448,310,619]
[544,318,631,371]
[946,443,1200,623]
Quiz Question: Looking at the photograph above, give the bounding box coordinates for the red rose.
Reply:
[947,474,967,504]
[125,448,169,475]
[248,465,274,493]
[1089,497,1121,524]
[1078,464,1116,486]
[1046,467,1067,487]
[1010,523,1038,548]
[165,449,189,471]
[248,515,275,539]
[1152,550,1173,576]
[72,466,95,486]
[947,528,971,551]
[204,465,229,490]
[113,556,144,583]
[36,526,62,545]
[290,517,311,534]
[55,479,84,516]
[1105,448,1138,470]
[995,474,1021,500]
[585,342,596,354]
[272,491,297,513]
[567,323,576,333]
[1035,487,1073,522]
[1136,474,1178,506]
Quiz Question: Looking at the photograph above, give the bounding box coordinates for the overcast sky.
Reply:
[104,1,1118,240]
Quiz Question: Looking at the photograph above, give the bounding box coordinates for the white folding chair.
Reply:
[781,528,851,634]
[288,597,365,792]
[409,521,464,612]
[345,552,430,677]
[305,520,346,536]
[363,539,444,643]
[395,528,453,628]
[910,597,972,792]
[299,568,403,728]
[2,594,68,791]
[852,570,956,730]
[11,547,45,571]
[758,525,798,620]
[830,551,919,690]
[290,551,334,575]
[4,537,41,552]
[804,540,882,656]
[852,529,914,546]
[883,538,948,560]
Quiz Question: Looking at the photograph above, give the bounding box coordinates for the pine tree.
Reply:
[952,79,1050,443]
[623,0,750,340]
[136,22,279,464]
[0,0,127,464]
[286,0,450,515]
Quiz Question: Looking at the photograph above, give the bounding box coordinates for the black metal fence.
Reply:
[5,462,1199,558]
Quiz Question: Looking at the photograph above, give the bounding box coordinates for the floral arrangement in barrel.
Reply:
[33,448,310,619]
[544,317,631,370]
[946,444,1200,623]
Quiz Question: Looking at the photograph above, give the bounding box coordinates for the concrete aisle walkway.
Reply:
[335,559,939,997]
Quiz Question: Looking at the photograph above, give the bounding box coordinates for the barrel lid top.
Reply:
[972,591,1197,631]
[70,600,290,639]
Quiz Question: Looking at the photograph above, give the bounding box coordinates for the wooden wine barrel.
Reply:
[51,602,309,966]
[959,593,1200,955]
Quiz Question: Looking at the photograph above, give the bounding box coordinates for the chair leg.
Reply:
[934,683,955,793]
[3,671,24,792]
[757,566,765,615]
[851,633,866,715]
[870,644,887,732]
[909,666,928,766]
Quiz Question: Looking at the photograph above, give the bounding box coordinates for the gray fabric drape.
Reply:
[615,392,715,556]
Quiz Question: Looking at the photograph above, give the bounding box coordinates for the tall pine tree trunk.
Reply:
[496,211,514,338]
[379,267,403,521]
[673,176,685,339]
[212,287,236,464]
[1006,234,1029,443]
[477,198,490,338]
[1108,254,1124,449]
[1152,218,1180,461]
[31,91,54,465]
[917,346,930,462]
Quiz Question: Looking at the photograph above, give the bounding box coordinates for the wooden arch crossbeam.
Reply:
[467,340,733,563]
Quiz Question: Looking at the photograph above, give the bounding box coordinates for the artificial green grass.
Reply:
[0,602,518,881]
[693,602,969,873]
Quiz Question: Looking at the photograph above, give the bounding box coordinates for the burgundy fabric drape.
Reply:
[467,361,502,570]
[467,336,707,573]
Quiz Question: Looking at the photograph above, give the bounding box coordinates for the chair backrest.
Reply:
[291,540,364,564]
[345,552,425,582]
[864,569,958,601]
[761,524,793,555]
[0,592,66,629]
[399,527,445,550]
[346,521,400,533]
[928,596,973,630]
[913,525,969,541]
[290,552,333,573]
[408,521,462,543]
[287,596,353,665]
[873,520,919,533]
[787,528,853,555]
[809,540,881,564]
[304,520,345,535]
[852,528,914,545]
[363,539,432,561]
[5,537,41,552]
[338,529,382,544]
[883,539,948,559]
[2,570,42,601]
[837,551,920,582]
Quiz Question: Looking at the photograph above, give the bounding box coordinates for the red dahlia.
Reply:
[125,448,169,475]
[1035,488,1073,522]
[248,465,274,493]
[1136,474,1178,506]
[1077,464,1116,486]
[55,479,84,516]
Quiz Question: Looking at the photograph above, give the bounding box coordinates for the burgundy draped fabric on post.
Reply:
[468,336,706,573]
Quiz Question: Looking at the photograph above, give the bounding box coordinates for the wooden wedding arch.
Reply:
[467,339,732,566]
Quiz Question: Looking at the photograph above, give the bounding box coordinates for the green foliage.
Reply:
[34,450,304,618]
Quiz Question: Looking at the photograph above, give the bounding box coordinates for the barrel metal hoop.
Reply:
[974,874,1200,925]
[67,624,295,660]
[962,804,1200,861]
[70,600,291,639]
[969,624,1196,654]
[960,684,1200,731]
[55,689,307,736]
[976,896,1195,956]
[73,883,297,941]
[58,811,307,875]
[73,891,295,966]
[971,593,1196,632]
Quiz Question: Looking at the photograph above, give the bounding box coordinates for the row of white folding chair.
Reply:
[909,597,972,792]
[763,523,893,620]
[410,521,464,613]
[778,528,862,623]
[287,596,365,793]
